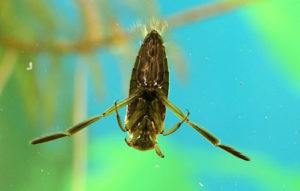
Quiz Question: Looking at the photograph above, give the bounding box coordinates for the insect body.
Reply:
[31,30,250,161]
[123,30,168,156]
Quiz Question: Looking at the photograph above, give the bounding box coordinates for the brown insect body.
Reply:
[125,30,169,151]
[31,29,250,161]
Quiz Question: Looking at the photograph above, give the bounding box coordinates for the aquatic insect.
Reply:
[31,30,250,161]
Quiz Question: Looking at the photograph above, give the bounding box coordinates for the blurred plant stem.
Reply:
[0,49,17,94]
[167,0,260,28]
[70,1,102,190]
[78,0,102,42]
[72,63,88,191]
[0,0,258,54]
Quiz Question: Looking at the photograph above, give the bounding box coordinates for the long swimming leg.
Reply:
[157,91,250,161]
[31,92,140,144]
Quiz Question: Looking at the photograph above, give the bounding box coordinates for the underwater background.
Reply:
[0,0,299,190]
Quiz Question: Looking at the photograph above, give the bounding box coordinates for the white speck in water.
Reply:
[198,182,204,187]
[26,62,33,71]
[40,169,44,173]
[264,115,269,120]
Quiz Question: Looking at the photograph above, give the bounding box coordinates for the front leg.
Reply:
[162,111,190,136]
[154,144,164,158]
